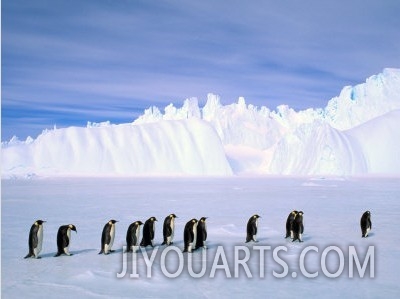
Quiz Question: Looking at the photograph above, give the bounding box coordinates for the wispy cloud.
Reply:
[2,0,400,140]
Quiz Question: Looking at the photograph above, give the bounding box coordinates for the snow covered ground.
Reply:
[2,176,400,298]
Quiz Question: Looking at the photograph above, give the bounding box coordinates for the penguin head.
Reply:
[253,214,261,219]
[109,220,118,225]
[150,217,157,222]
[136,221,144,226]
[199,217,208,222]
[68,224,77,233]
[35,220,46,226]
[170,214,177,219]
[191,219,198,223]
[298,211,304,215]
[291,210,298,216]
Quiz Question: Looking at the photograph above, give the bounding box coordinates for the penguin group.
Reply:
[24,221,77,259]
[24,211,372,259]
[99,215,209,254]
[284,210,304,242]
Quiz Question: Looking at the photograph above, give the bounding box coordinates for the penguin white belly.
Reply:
[254,219,258,241]
[190,223,198,252]
[105,225,115,254]
[203,222,207,248]
[34,225,44,258]
[133,227,141,252]
[366,227,371,237]
[136,227,141,246]
[167,218,175,245]
[64,229,71,255]
[110,225,115,247]
[151,223,155,247]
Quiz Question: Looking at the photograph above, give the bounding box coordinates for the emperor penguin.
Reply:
[246,214,260,243]
[24,220,46,259]
[140,217,157,247]
[126,221,143,252]
[99,219,118,254]
[292,211,304,242]
[161,214,177,246]
[360,211,372,237]
[285,210,298,239]
[195,217,208,250]
[55,224,77,257]
[183,218,198,253]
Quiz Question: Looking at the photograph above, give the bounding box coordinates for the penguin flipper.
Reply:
[164,226,172,238]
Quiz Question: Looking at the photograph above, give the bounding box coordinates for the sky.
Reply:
[2,0,400,141]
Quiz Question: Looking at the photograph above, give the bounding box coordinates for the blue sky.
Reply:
[2,0,400,140]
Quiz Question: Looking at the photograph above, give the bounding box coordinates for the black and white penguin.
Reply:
[183,218,198,253]
[285,210,298,239]
[246,214,260,243]
[55,224,77,257]
[126,221,143,252]
[99,219,118,254]
[292,211,304,242]
[195,217,208,250]
[24,220,46,259]
[360,211,372,238]
[161,214,177,246]
[140,217,157,247]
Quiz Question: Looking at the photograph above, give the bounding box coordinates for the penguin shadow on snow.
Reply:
[363,232,374,238]
[98,247,124,255]
[39,248,97,258]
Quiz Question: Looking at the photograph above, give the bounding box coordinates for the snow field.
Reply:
[2,177,400,298]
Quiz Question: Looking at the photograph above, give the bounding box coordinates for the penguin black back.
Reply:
[292,211,304,242]
[195,217,208,250]
[360,211,372,237]
[285,210,298,238]
[162,214,177,246]
[24,220,46,259]
[246,214,260,243]
[55,224,77,257]
[140,217,157,247]
[183,218,198,252]
[126,221,143,252]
